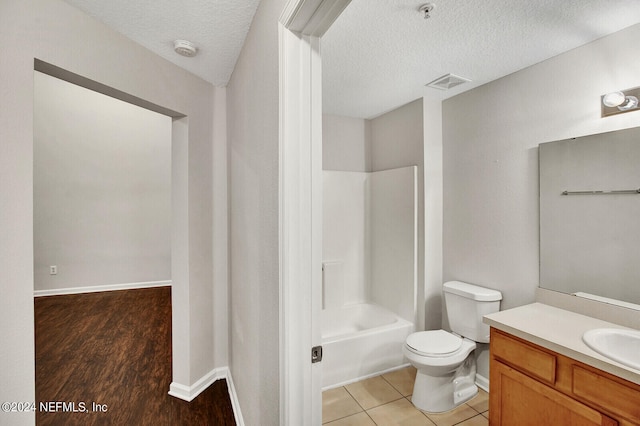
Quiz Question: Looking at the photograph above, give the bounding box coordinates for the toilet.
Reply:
[403,281,502,413]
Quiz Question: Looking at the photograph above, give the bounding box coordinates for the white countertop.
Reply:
[483,302,640,386]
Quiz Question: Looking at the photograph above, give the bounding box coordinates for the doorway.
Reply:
[31,58,195,405]
[33,71,172,296]
[32,69,174,419]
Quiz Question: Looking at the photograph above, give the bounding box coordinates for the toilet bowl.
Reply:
[404,281,502,413]
[403,330,478,413]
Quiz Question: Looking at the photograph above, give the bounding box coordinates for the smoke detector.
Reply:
[174,40,198,57]
[425,74,470,90]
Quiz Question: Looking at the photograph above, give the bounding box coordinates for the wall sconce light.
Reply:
[601,86,640,117]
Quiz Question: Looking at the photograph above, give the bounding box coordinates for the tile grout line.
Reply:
[465,402,478,414]
[344,374,411,425]
[363,409,379,426]
[342,371,420,425]
[453,412,487,425]
[364,395,406,412]
[326,367,488,426]
[344,378,406,411]
[438,406,484,426]
[322,386,364,425]
[342,385,367,412]
[411,397,435,424]
[380,372,412,397]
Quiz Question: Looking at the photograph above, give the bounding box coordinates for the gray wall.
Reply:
[226,0,286,424]
[0,1,227,423]
[422,98,444,331]
[323,114,371,171]
[33,71,171,292]
[443,23,640,380]
[370,99,430,329]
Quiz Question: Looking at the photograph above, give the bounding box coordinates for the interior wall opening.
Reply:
[32,62,185,407]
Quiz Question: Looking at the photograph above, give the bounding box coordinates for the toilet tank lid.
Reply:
[443,281,502,301]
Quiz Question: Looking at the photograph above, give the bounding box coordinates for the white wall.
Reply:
[226,0,287,424]
[33,72,171,292]
[323,172,369,305]
[322,114,371,171]
[322,168,417,323]
[443,22,640,381]
[370,167,418,323]
[0,1,226,422]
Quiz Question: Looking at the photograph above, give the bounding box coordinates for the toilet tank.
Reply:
[444,281,502,343]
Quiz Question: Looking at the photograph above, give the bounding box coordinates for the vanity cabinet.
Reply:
[489,328,640,426]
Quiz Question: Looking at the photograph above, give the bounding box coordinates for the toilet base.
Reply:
[411,368,478,413]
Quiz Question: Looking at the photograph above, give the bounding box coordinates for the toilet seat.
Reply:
[405,330,462,357]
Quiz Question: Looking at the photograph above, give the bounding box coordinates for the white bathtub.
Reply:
[321,303,414,389]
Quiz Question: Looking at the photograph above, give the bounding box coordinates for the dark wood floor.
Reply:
[34,287,236,425]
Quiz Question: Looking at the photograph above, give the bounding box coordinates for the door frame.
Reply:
[278,1,351,424]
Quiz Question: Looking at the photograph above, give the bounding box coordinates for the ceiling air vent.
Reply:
[426,73,470,90]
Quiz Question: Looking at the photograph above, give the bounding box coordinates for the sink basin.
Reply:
[583,328,640,371]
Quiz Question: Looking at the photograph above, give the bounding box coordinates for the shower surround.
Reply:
[322,166,417,388]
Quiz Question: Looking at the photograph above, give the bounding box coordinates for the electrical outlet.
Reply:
[49,265,57,275]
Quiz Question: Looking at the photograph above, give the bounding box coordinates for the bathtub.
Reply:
[321,303,414,389]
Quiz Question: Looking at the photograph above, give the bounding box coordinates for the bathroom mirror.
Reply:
[539,126,640,308]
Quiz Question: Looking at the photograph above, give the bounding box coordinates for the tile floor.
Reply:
[322,366,489,426]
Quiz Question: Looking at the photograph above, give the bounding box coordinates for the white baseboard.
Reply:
[223,368,245,426]
[168,367,244,426]
[169,369,221,402]
[475,373,489,392]
[33,280,171,297]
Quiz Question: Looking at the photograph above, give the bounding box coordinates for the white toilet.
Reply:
[403,281,502,413]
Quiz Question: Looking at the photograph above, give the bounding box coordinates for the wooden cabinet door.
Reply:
[490,360,617,426]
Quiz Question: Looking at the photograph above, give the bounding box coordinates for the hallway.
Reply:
[34,287,235,425]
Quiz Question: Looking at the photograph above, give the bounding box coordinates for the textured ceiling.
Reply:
[61,0,640,117]
[322,0,640,118]
[63,0,261,87]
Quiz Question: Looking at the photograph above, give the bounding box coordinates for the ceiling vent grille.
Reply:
[426,73,470,90]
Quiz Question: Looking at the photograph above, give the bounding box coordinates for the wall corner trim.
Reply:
[168,367,244,425]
